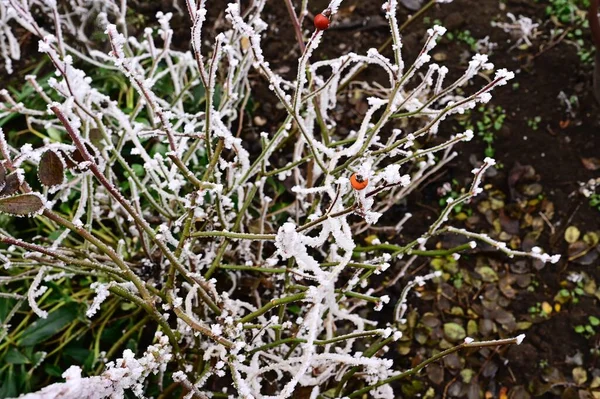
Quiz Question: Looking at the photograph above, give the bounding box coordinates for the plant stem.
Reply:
[347,337,522,397]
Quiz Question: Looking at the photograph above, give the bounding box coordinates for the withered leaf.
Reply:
[38,150,64,187]
[0,162,5,186]
[567,241,590,261]
[426,363,444,385]
[491,308,516,331]
[57,150,77,169]
[581,157,600,171]
[0,173,22,197]
[0,194,45,217]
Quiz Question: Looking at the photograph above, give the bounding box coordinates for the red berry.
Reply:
[350,173,368,190]
[314,13,330,31]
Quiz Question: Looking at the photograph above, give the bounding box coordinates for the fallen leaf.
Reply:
[476,266,498,282]
[541,302,552,315]
[426,363,444,385]
[564,226,580,244]
[583,232,599,247]
[572,367,587,385]
[400,0,425,11]
[568,241,589,260]
[443,322,466,342]
[581,157,600,171]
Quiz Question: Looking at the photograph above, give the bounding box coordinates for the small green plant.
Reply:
[589,193,600,212]
[457,30,479,52]
[528,302,551,318]
[574,316,600,338]
[527,115,542,131]
[541,0,590,24]
[555,284,586,305]
[538,0,594,63]
[457,105,506,158]
[438,179,473,216]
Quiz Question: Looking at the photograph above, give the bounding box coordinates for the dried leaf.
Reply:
[541,302,553,315]
[38,150,65,187]
[482,361,499,378]
[426,363,444,385]
[400,0,425,11]
[57,150,78,169]
[0,194,45,217]
[499,275,517,299]
[581,157,600,171]
[0,162,5,187]
[240,37,250,51]
[467,382,480,399]
[461,369,475,384]
[508,386,530,399]
[499,209,519,235]
[572,367,587,385]
[568,241,590,261]
[583,232,599,247]
[492,308,516,331]
[476,266,498,282]
[0,172,22,197]
[564,226,580,244]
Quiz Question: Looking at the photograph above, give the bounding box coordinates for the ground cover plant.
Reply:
[0,0,598,398]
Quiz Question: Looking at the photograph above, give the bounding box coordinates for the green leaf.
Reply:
[44,363,64,377]
[574,325,585,334]
[585,325,594,334]
[46,127,63,142]
[4,347,30,364]
[64,344,91,364]
[443,322,466,342]
[131,164,144,177]
[0,367,18,397]
[589,316,600,326]
[18,303,78,347]
[0,297,18,322]
[288,305,301,315]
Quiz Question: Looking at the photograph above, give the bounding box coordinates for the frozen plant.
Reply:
[492,12,540,49]
[0,0,558,398]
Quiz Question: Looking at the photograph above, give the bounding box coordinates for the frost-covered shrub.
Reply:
[0,0,558,397]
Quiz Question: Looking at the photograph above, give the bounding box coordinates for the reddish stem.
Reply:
[284,0,306,52]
